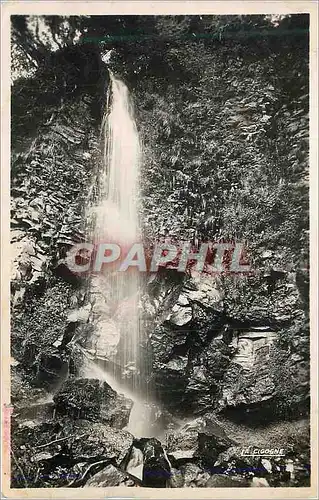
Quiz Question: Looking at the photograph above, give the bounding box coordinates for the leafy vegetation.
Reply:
[11,13,310,423]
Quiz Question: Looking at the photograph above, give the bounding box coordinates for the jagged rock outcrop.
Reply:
[84,464,138,487]
[11,418,134,488]
[166,416,234,465]
[148,269,309,418]
[54,378,133,428]
[148,273,226,412]
[140,438,172,488]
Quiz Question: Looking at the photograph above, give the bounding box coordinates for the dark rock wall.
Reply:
[10,16,310,489]
[11,24,309,423]
[117,19,310,421]
[11,44,106,395]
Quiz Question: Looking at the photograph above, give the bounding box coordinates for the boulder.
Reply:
[182,275,223,311]
[84,464,137,487]
[67,420,134,465]
[167,425,199,462]
[167,417,233,466]
[169,467,184,487]
[53,378,133,428]
[197,419,234,466]
[141,438,172,488]
[214,445,260,475]
[11,419,134,487]
[126,446,144,480]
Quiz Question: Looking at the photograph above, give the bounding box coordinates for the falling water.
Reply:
[83,73,154,436]
[96,73,142,382]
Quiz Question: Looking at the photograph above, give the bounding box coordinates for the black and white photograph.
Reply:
[1,1,318,497]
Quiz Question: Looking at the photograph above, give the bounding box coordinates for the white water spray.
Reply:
[95,73,142,381]
[83,73,153,436]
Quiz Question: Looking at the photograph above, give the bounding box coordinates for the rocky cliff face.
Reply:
[10,18,310,489]
[142,268,309,420]
[124,21,310,422]
[11,44,106,400]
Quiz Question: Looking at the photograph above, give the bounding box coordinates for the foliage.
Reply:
[11,14,310,422]
[120,15,309,275]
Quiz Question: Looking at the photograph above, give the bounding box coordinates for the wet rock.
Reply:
[183,275,223,311]
[167,417,233,466]
[213,445,263,480]
[222,274,302,326]
[85,318,120,361]
[13,401,55,422]
[149,274,226,410]
[230,331,277,371]
[126,446,144,480]
[53,378,133,428]
[153,365,189,410]
[185,365,210,397]
[151,323,189,365]
[67,305,91,323]
[219,330,283,410]
[141,438,171,488]
[67,420,134,465]
[165,356,188,373]
[84,464,137,487]
[221,362,276,409]
[197,419,234,466]
[150,320,190,407]
[204,338,233,381]
[167,425,198,462]
[11,418,134,487]
[11,364,49,409]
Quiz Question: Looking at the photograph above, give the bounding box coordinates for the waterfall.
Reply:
[97,73,142,385]
[83,73,153,437]
[99,73,141,246]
